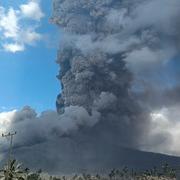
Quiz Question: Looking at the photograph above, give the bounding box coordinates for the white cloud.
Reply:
[22,30,42,45]
[3,43,25,53]
[0,8,19,39]
[20,1,44,21]
[0,110,16,132]
[0,0,44,53]
[140,106,180,156]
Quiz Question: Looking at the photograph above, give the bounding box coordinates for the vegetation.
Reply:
[0,160,178,180]
[0,159,28,180]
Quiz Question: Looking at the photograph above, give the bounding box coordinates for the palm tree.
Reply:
[0,159,28,180]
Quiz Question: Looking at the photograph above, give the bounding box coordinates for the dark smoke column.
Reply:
[52,0,147,148]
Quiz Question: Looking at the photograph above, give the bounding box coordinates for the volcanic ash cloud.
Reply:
[1,0,180,173]
[52,0,180,155]
[53,0,150,149]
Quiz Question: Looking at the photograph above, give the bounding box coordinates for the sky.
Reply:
[0,0,59,112]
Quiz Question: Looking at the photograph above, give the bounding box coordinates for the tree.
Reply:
[0,159,28,180]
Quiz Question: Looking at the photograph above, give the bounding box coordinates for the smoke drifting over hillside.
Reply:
[0,0,180,173]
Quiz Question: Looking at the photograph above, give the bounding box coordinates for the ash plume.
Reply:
[52,0,180,154]
[53,0,150,148]
[0,0,180,173]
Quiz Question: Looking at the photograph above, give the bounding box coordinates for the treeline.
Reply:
[0,159,178,180]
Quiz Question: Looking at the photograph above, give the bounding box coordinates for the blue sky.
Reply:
[0,0,60,112]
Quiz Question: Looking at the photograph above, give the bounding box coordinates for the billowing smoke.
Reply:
[52,0,180,155]
[0,0,180,174]
[53,0,151,148]
[0,106,102,172]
